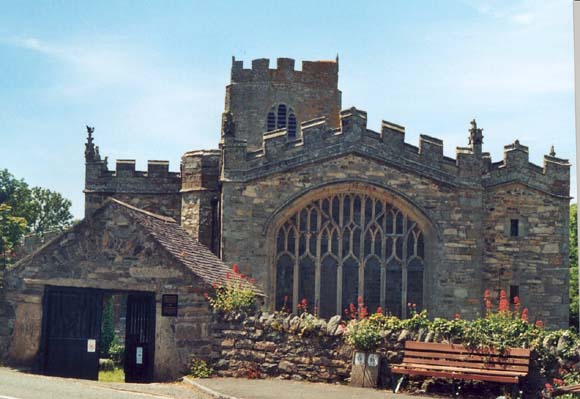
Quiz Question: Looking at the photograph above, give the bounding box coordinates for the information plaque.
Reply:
[162,294,178,316]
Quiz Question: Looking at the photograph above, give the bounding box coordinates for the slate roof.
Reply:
[108,199,262,295]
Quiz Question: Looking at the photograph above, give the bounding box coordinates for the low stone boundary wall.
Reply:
[209,312,407,385]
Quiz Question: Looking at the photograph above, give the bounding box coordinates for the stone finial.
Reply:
[85,125,96,161]
[550,145,556,157]
[221,111,235,137]
[468,119,483,145]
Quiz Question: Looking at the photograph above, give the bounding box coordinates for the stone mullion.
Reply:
[358,196,366,303]
[336,195,344,316]
[293,212,300,314]
[401,215,408,319]
[315,202,322,316]
[381,200,388,311]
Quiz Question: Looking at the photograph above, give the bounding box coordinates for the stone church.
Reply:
[83,57,571,327]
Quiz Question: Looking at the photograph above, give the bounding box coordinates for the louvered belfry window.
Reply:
[275,192,425,319]
[266,104,297,139]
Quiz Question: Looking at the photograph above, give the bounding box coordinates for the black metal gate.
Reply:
[42,286,103,380]
[124,293,155,383]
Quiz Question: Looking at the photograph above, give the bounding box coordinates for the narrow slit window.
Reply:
[510,219,519,237]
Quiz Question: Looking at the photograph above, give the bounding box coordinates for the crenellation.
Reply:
[419,134,444,162]
[503,140,529,168]
[230,57,338,86]
[116,159,136,176]
[147,160,169,176]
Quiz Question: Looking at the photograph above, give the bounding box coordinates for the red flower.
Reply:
[212,283,218,289]
[553,378,563,386]
[203,292,209,299]
[359,306,368,320]
[545,383,553,392]
[232,263,239,274]
[250,278,256,284]
[521,308,529,322]
[498,290,509,312]
[454,313,461,320]
[535,320,544,328]
[376,306,383,315]
[301,298,308,306]
[484,289,491,300]
[357,296,364,305]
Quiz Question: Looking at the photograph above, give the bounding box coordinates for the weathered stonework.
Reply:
[80,57,570,328]
[0,200,241,380]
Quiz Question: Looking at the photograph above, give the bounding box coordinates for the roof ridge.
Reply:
[108,198,177,223]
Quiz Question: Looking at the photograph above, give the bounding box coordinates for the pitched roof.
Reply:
[108,199,262,295]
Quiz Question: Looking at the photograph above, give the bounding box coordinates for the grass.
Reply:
[99,368,125,383]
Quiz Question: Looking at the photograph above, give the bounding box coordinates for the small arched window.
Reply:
[266,104,297,139]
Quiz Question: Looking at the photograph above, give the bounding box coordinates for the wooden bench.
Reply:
[391,341,531,397]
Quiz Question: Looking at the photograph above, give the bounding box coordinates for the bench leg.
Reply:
[511,382,522,399]
[393,375,405,393]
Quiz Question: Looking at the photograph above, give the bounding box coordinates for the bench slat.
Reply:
[391,367,520,384]
[395,362,526,377]
[404,341,531,358]
[400,356,529,373]
[402,350,530,366]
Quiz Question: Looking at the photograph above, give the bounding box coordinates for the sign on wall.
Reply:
[161,294,178,316]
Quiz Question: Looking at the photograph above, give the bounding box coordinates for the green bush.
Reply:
[108,337,125,367]
[100,297,115,357]
[189,358,213,378]
[344,319,382,351]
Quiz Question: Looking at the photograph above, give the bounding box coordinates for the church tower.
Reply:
[224,57,342,151]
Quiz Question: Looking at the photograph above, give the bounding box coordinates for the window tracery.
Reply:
[266,104,297,139]
[274,192,425,319]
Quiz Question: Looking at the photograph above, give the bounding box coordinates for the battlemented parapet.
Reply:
[220,107,570,200]
[226,57,342,151]
[84,127,181,220]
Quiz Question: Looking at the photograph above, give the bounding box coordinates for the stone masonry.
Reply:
[82,57,570,328]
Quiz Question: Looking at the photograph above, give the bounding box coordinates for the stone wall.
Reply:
[210,312,354,383]
[219,106,570,325]
[226,57,342,151]
[209,311,578,397]
[483,183,570,328]
[0,202,213,380]
[85,158,181,221]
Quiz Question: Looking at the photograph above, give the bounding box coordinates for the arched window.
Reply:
[274,192,426,319]
[266,104,297,139]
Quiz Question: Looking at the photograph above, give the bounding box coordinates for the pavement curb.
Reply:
[182,377,240,399]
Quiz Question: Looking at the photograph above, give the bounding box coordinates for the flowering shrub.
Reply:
[344,318,382,351]
[204,264,256,313]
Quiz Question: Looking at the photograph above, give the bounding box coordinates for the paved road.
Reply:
[0,367,209,399]
[188,377,436,399]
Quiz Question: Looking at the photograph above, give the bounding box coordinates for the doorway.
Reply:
[41,286,156,382]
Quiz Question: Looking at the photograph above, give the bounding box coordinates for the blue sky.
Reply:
[0,0,575,219]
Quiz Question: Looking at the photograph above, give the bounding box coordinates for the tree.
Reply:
[0,203,27,251]
[0,169,73,250]
[28,187,73,237]
[570,203,578,328]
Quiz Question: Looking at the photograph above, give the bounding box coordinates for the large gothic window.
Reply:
[274,192,426,319]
